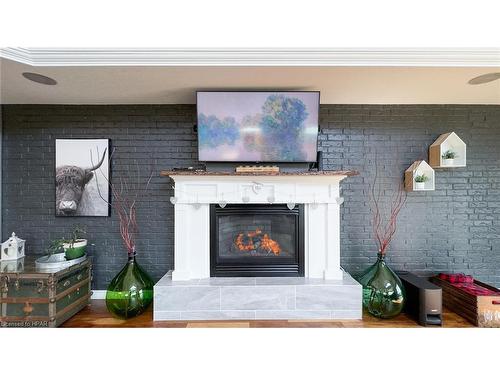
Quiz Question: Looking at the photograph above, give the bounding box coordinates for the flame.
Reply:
[235,233,255,251]
[260,233,281,255]
[234,229,281,255]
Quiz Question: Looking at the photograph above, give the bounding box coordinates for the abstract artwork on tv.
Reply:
[197,91,319,162]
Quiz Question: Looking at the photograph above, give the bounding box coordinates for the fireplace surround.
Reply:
[161,170,358,281]
[210,204,305,277]
[154,170,363,321]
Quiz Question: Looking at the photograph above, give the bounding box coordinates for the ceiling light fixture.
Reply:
[22,72,57,85]
[468,72,500,85]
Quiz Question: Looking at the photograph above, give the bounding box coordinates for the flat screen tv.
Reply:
[197,91,320,162]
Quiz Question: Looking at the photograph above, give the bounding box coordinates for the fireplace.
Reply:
[162,171,355,281]
[155,171,363,321]
[210,204,304,277]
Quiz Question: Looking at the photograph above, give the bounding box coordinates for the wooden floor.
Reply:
[62,300,474,328]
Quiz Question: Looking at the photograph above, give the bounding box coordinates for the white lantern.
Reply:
[1,232,26,261]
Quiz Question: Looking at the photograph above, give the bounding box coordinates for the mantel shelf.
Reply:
[160,170,359,177]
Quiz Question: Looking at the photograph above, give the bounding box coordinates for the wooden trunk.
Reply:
[0,257,92,327]
[430,276,500,327]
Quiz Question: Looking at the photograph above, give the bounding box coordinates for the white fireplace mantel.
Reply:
[162,170,357,281]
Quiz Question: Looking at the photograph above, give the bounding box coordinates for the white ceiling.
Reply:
[1,49,499,104]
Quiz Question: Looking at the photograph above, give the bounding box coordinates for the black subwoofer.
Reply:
[397,271,443,326]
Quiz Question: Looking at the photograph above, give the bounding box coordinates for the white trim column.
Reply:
[172,204,191,280]
[172,203,211,281]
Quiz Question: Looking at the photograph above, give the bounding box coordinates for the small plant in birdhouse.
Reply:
[442,150,457,166]
[414,174,429,190]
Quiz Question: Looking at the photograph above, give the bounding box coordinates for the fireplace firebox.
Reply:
[210,204,304,277]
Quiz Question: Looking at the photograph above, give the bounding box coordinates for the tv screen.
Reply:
[197,91,319,162]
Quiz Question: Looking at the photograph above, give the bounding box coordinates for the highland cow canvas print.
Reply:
[197,91,319,162]
[55,139,110,217]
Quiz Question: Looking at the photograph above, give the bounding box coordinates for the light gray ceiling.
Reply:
[1,58,499,104]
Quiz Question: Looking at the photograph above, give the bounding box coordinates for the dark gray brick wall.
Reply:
[2,104,500,288]
[1,105,196,289]
[318,105,500,287]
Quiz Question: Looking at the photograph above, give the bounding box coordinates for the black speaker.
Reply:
[397,271,443,326]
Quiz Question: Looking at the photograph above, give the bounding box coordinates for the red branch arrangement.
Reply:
[369,162,407,256]
[92,148,154,255]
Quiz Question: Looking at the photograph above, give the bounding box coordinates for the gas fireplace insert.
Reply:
[210,204,304,277]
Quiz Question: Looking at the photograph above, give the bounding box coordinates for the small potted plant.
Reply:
[442,150,457,166]
[63,225,87,260]
[47,239,66,257]
[414,174,429,190]
[47,225,87,260]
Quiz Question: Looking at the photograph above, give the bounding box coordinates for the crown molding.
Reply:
[1,48,499,67]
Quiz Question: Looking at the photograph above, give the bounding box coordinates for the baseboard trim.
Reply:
[91,290,106,299]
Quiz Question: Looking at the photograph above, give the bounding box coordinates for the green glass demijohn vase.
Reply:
[357,252,405,319]
[106,252,154,319]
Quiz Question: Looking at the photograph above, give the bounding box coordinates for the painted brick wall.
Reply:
[318,105,500,287]
[2,104,499,289]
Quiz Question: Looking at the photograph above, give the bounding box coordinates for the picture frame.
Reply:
[55,138,111,217]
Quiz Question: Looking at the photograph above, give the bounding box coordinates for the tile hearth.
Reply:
[154,271,362,321]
